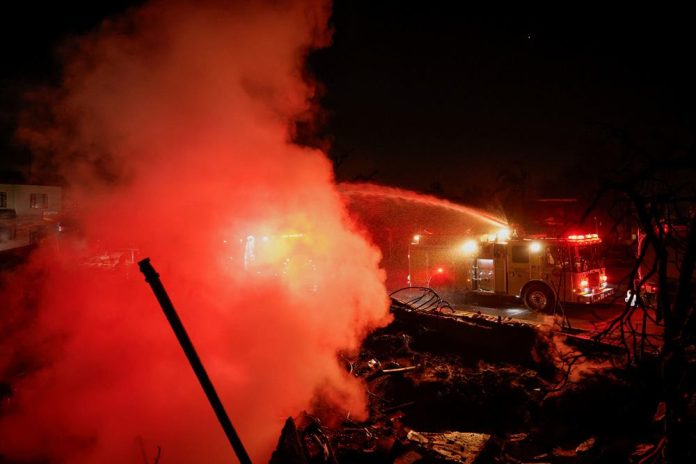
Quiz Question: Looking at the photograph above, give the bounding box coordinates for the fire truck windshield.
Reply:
[573,243,603,272]
[545,242,603,273]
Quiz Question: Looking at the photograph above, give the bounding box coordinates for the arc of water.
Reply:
[337,182,507,228]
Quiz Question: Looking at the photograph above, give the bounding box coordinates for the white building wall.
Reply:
[1,184,62,217]
[0,184,14,209]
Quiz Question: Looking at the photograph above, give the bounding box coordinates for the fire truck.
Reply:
[226,231,318,292]
[407,229,614,311]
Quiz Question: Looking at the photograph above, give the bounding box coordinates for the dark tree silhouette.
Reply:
[586,128,696,463]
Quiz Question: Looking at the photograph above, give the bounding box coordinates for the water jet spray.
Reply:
[338,182,507,228]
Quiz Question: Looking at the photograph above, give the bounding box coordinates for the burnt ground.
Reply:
[0,259,679,463]
[273,301,667,464]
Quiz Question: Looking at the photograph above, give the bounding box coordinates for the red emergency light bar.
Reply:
[567,233,601,243]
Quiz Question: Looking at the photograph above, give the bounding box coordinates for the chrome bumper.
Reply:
[577,287,615,304]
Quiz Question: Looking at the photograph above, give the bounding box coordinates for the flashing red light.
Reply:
[436,267,444,274]
[567,233,601,243]
[600,274,608,282]
[580,278,589,288]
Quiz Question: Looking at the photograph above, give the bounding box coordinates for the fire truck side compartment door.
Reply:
[493,243,507,293]
[508,244,529,296]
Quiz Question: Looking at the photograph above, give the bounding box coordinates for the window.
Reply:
[0,192,6,208]
[547,246,563,267]
[30,193,48,209]
[573,243,603,272]
[511,246,529,263]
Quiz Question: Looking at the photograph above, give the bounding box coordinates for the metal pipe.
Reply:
[138,258,252,464]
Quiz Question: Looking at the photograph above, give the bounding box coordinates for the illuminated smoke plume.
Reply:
[0,1,391,462]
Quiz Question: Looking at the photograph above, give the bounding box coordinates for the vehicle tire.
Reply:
[523,283,556,313]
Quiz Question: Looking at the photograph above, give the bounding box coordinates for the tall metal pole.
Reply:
[407,244,412,287]
[138,258,252,464]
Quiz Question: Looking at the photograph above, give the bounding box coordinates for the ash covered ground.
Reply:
[0,259,687,464]
[271,292,669,464]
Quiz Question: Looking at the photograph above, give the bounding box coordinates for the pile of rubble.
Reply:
[272,291,664,463]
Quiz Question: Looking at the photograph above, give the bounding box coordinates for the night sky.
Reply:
[2,2,694,199]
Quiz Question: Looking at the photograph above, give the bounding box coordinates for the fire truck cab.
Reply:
[230,231,318,292]
[408,231,614,311]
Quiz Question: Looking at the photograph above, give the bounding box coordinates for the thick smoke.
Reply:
[0,1,391,462]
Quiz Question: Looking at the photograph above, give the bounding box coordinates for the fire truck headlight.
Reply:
[580,279,589,289]
[412,234,421,245]
[460,239,478,255]
[497,227,511,242]
[529,242,542,253]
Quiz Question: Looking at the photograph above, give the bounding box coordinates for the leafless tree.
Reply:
[586,129,696,463]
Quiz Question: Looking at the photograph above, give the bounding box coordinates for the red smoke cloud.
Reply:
[0,1,390,462]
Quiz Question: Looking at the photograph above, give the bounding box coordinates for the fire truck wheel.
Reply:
[523,283,556,313]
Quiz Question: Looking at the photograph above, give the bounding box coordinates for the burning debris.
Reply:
[268,288,666,463]
[401,430,491,464]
